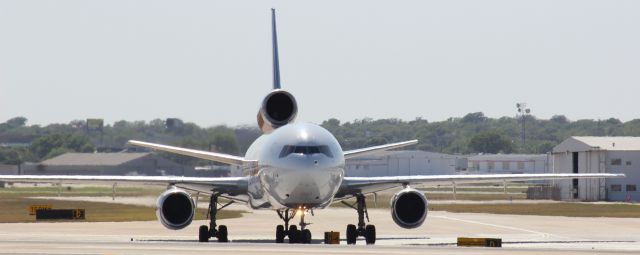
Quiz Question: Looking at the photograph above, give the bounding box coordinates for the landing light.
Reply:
[297,206,307,216]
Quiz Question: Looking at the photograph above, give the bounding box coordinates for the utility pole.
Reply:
[516,103,531,149]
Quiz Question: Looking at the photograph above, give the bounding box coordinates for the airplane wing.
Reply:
[0,141,257,201]
[128,140,254,166]
[336,173,625,198]
[0,175,249,197]
[343,140,418,159]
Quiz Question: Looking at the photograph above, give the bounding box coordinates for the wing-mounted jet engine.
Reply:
[156,187,195,230]
[257,89,298,133]
[390,187,428,229]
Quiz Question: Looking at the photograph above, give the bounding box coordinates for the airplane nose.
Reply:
[263,166,343,208]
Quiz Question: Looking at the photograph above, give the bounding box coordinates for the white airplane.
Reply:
[0,9,625,245]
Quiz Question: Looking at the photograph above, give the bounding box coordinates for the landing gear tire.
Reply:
[200,194,234,243]
[276,225,285,243]
[301,229,312,244]
[288,225,299,243]
[343,194,377,245]
[276,208,312,244]
[364,225,376,245]
[217,225,229,242]
[199,225,209,242]
[346,224,357,245]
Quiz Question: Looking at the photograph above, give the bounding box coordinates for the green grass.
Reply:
[425,193,527,201]
[430,203,640,218]
[335,192,527,209]
[334,190,640,218]
[419,187,528,193]
[0,185,164,198]
[0,186,244,223]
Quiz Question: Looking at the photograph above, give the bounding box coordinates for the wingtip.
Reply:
[127,140,144,146]
[402,139,419,146]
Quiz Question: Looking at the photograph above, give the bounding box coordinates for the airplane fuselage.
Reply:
[243,122,345,210]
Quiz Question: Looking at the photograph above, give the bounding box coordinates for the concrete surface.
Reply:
[0,206,639,254]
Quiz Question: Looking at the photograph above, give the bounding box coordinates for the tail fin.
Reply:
[271,8,281,89]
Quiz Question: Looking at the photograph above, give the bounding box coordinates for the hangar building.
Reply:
[466,154,549,174]
[552,136,640,201]
[10,153,192,176]
[346,151,467,177]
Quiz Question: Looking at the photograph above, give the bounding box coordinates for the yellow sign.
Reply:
[324,231,340,244]
[457,237,502,247]
[28,205,52,215]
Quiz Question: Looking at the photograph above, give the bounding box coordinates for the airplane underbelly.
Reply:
[260,167,343,209]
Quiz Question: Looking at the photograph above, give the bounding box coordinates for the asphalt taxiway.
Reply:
[0,206,638,254]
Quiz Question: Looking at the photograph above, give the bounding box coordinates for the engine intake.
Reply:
[390,188,428,229]
[156,187,195,230]
[257,90,297,133]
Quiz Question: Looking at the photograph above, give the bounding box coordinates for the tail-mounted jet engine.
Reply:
[257,90,298,133]
[156,187,195,230]
[390,188,428,229]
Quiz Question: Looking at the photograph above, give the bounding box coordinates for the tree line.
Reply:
[1,113,639,166]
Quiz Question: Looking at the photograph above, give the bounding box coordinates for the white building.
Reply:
[346,151,467,177]
[552,136,640,201]
[466,154,549,174]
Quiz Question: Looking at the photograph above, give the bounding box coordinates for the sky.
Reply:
[1,1,639,127]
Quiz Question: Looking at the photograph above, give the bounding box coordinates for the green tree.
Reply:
[468,130,514,153]
[209,133,239,155]
[536,141,556,153]
[550,115,568,124]
[30,134,95,159]
[462,112,487,124]
[5,117,27,127]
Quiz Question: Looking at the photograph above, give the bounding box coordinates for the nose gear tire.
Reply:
[346,224,357,244]
[199,225,209,242]
[276,225,285,243]
[365,225,376,245]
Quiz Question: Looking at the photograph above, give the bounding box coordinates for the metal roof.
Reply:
[41,153,151,166]
[553,136,640,152]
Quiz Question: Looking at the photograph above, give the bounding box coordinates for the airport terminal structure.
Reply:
[1,136,637,202]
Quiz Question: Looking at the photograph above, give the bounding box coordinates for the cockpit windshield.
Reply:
[279,145,333,158]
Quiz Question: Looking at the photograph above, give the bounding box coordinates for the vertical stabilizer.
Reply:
[271,8,281,89]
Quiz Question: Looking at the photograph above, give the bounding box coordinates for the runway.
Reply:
[0,207,639,254]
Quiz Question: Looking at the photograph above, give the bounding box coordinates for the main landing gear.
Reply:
[199,193,234,242]
[341,194,376,245]
[276,207,312,244]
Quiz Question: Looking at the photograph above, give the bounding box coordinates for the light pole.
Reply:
[516,103,531,149]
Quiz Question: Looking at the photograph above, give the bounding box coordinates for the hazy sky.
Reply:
[1,1,639,127]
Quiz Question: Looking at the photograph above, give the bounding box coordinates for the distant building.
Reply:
[346,150,552,178]
[0,143,30,148]
[0,164,20,175]
[346,150,467,177]
[3,153,192,176]
[195,165,243,177]
[466,154,550,174]
[552,136,640,201]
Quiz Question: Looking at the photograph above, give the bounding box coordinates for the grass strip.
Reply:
[430,203,640,218]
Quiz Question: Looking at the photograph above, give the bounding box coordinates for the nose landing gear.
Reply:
[342,194,376,245]
[276,207,312,244]
[198,193,234,242]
